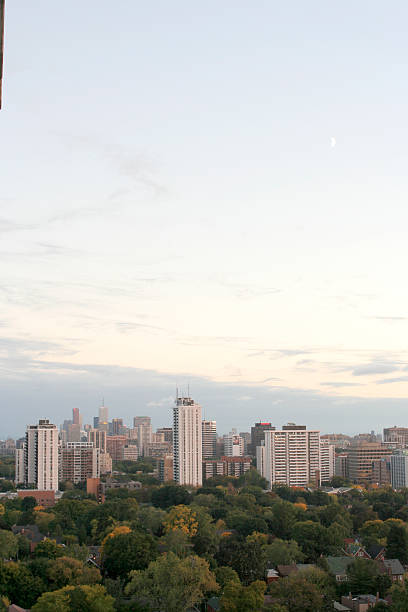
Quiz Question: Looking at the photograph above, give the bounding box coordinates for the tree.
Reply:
[220,580,265,611]
[102,531,157,579]
[163,505,198,537]
[268,573,325,612]
[263,538,305,567]
[269,501,298,539]
[346,558,391,597]
[32,584,115,612]
[125,552,218,612]
[0,530,18,559]
[151,485,192,509]
[216,537,266,585]
[47,556,101,589]
[388,581,408,612]
[34,539,65,559]
[0,561,46,608]
[214,566,240,590]
[161,529,191,557]
[386,523,408,564]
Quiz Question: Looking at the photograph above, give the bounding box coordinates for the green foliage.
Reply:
[214,566,240,589]
[47,556,101,589]
[386,523,408,564]
[34,539,65,559]
[151,484,192,509]
[220,579,265,611]
[0,560,46,608]
[0,529,18,559]
[263,538,305,566]
[216,537,267,585]
[102,530,157,579]
[125,551,218,612]
[268,571,327,612]
[32,584,115,612]
[346,558,391,597]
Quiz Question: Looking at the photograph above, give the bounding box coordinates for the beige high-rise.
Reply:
[173,397,202,487]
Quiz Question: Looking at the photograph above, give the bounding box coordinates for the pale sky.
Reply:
[1,1,408,436]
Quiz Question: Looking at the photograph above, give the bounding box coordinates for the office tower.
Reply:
[156,427,173,444]
[21,419,59,491]
[87,429,107,453]
[384,426,408,448]
[202,420,217,458]
[60,442,100,484]
[335,453,349,479]
[250,422,275,455]
[346,442,391,486]
[320,440,335,483]
[391,450,408,489]
[133,416,152,456]
[260,424,321,488]
[99,404,108,426]
[144,440,172,459]
[173,396,202,487]
[239,432,251,455]
[203,456,251,480]
[111,418,124,435]
[372,456,391,487]
[223,431,244,457]
[67,423,81,443]
[72,407,80,425]
[106,435,127,461]
[93,416,99,429]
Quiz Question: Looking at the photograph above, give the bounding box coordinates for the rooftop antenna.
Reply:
[187,383,190,398]
[0,0,5,109]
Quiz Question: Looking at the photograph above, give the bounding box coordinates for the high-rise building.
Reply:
[320,440,335,483]
[158,455,174,482]
[203,456,251,480]
[59,442,100,484]
[391,450,408,489]
[133,417,152,455]
[173,397,202,487]
[87,429,107,453]
[106,435,127,462]
[347,442,392,485]
[122,445,139,461]
[156,427,173,444]
[384,426,408,448]
[260,424,321,488]
[72,407,80,426]
[99,404,108,426]
[111,418,124,436]
[19,419,59,491]
[335,453,349,479]
[202,420,217,458]
[223,431,244,457]
[250,422,275,455]
[15,448,25,484]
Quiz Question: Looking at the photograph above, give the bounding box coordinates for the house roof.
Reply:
[366,544,385,559]
[206,597,220,611]
[383,559,405,575]
[334,603,352,611]
[12,524,45,543]
[326,556,354,576]
[277,564,298,577]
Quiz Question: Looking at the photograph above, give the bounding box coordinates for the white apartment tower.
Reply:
[320,440,335,483]
[202,420,217,458]
[261,424,321,488]
[21,419,59,491]
[173,397,202,487]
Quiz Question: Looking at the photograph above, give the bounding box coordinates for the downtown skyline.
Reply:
[2,2,408,435]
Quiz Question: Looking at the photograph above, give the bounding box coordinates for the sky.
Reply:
[1,1,408,437]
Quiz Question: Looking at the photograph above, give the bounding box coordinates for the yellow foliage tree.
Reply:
[163,505,198,537]
[294,502,307,511]
[102,525,132,550]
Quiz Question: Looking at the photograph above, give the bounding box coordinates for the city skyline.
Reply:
[2,2,408,435]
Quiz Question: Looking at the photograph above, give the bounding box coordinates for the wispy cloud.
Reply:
[321,381,362,388]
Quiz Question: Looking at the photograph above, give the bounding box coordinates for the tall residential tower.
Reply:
[173,397,202,487]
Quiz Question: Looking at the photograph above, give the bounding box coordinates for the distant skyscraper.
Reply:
[173,397,202,487]
[60,442,99,484]
[99,404,108,425]
[72,407,80,425]
[223,431,244,457]
[133,416,152,455]
[391,450,408,489]
[18,419,59,491]
[202,420,217,458]
[320,440,335,483]
[87,429,107,453]
[250,422,275,455]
